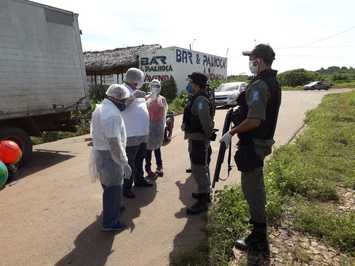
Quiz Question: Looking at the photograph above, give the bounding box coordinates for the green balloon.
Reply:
[0,161,8,188]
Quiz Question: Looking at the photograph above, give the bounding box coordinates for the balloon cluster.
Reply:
[0,140,22,188]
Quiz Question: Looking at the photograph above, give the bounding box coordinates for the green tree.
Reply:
[161,77,178,103]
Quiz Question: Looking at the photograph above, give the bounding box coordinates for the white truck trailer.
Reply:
[0,0,88,163]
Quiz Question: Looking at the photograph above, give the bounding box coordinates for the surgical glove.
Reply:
[220,132,232,149]
[133,90,146,98]
[123,164,132,179]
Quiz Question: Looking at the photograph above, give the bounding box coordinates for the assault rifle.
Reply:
[212,105,243,188]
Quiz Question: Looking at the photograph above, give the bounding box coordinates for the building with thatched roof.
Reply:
[84,44,228,93]
[84,44,161,85]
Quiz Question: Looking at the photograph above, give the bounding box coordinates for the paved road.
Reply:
[0,89,350,266]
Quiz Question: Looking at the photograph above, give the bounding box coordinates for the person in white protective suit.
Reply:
[145,79,168,178]
[90,84,132,232]
[120,68,153,199]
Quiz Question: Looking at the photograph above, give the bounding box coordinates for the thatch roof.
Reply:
[84,44,162,75]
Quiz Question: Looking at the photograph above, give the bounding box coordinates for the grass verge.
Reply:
[174,90,355,265]
[294,202,355,255]
[333,81,355,88]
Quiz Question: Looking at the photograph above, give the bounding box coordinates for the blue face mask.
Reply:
[186,83,193,94]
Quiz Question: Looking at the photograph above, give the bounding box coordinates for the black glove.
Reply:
[209,129,219,141]
[210,132,217,141]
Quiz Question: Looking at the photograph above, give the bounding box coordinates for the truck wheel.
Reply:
[0,127,33,165]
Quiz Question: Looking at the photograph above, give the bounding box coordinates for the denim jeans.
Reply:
[145,148,162,171]
[101,184,122,227]
[123,142,147,190]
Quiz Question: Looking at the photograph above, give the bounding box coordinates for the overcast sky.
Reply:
[36,0,355,75]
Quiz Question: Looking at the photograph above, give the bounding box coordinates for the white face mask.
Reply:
[249,60,258,75]
[150,87,161,99]
[151,86,161,96]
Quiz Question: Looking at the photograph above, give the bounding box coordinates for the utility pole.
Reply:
[191,38,197,50]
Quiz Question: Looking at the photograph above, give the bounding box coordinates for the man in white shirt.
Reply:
[121,68,153,199]
[90,84,132,231]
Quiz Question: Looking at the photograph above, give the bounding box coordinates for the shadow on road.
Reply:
[169,175,207,264]
[121,181,158,232]
[55,182,157,266]
[55,216,115,266]
[11,149,74,182]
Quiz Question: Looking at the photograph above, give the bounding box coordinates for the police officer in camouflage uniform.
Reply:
[182,72,215,215]
[220,44,281,254]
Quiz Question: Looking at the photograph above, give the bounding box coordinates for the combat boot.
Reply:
[235,222,270,256]
[186,193,211,215]
[192,192,212,202]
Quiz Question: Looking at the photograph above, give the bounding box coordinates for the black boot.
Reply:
[135,179,153,187]
[235,222,269,255]
[186,193,210,215]
[192,192,212,202]
[123,189,136,199]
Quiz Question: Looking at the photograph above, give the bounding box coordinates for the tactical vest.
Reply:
[183,91,213,134]
[237,69,281,144]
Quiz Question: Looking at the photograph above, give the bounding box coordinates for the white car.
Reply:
[214,82,247,107]
[303,81,331,90]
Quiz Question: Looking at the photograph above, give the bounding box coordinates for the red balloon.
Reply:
[0,140,22,164]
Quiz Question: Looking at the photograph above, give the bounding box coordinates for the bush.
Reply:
[89,84,109,103]
[227,75,250,83]
[278,69,322,87]
[168,92,188,114]
[141,83,150,93]
[161,77,177,103]
[209,80,223,90]
[332,74,349,82]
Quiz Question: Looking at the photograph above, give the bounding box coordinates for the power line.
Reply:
[277,25,355,49]
[308,26,355,45]
[277,45,355,49]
